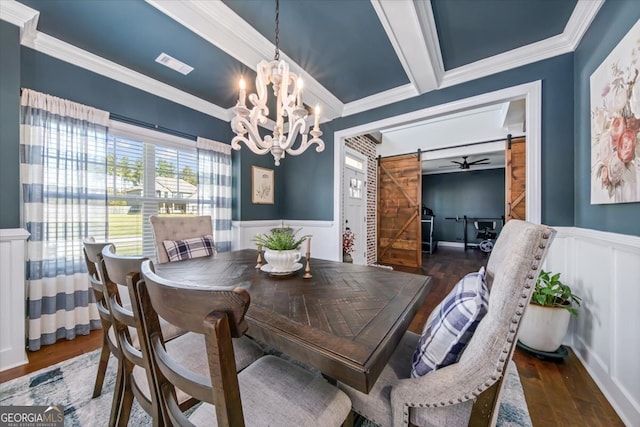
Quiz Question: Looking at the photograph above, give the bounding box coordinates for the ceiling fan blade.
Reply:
[469,158,489,165]
[437,164,457,168]
[468,158,490,165]
[451,161,463,165]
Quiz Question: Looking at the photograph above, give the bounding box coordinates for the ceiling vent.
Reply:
[155,53,193,75]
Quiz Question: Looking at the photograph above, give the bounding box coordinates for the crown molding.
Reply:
[0,0,37,28]
[342,83,418,117]
[564,0,604,50]
[22,31,232,121]
[370,0,439,94]
[145,0,343,122]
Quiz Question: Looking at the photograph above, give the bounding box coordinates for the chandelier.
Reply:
[230,0,324,166]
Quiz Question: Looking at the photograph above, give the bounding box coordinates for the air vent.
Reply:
[155,53,193,75]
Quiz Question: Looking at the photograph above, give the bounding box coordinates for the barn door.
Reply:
[377,153,422,268]
[506,136,526,221]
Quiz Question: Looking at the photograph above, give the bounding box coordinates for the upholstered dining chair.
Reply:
[137,259,353,427]
[82,238,120,399]
[149,215,214,264]
[99,246,263,426]
[337,220,556,427]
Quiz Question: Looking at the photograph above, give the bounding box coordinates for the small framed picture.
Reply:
[252,166,274,204]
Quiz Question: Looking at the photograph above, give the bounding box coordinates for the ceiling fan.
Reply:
[447,156,490,170]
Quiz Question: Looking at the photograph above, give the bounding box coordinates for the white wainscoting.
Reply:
[232,220,337,261]
[0,228,30,372]
[546,227,640,426]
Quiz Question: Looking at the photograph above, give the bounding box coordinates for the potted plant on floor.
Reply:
[343,228,355,263]
[518,269,581,352]
[253,224,309,273]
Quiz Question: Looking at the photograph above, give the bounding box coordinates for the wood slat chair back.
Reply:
[138,260,352,427]
[137,260,250,426]
[99,247,161,425]
[149,215,214,264]
[82,238,117,401]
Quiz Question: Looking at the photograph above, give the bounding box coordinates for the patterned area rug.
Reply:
[0,349,531,426]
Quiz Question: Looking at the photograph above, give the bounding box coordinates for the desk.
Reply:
[155,249,430,394]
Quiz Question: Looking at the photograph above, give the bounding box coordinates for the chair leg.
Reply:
[92,336,111,398]
[116,360,135,427]
[109,357,125,427]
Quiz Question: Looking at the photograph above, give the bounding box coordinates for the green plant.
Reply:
[253,224,309,251]
[532,270,581,316]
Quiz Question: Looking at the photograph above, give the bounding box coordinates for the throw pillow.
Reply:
[411,267,489,377]
[163,235,215,262]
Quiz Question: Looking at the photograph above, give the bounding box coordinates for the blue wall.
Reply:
[573,0,640,236]
[20,48,229,142]
[422,169,505,243]
[284,54,576,227]
[0,21,21,229]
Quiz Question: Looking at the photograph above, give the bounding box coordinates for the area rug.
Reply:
[0,349,531,426]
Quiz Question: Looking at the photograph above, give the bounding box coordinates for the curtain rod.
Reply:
[20,88,200,141]
[109,114,198,141]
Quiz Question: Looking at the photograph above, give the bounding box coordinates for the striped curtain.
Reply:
[20,89,109,351]
[196,137,232,252]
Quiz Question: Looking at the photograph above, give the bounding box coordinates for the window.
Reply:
[106,124,208,256]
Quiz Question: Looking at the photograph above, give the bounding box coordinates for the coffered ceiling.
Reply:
[1,0,602,125]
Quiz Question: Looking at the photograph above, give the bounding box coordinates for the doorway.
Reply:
[332,81,542,261]
[343,147,367,265]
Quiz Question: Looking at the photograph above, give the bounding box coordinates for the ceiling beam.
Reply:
[370,0,441,95]
[145,0,343,122]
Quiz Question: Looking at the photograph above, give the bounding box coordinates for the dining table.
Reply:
[154,249,431,394]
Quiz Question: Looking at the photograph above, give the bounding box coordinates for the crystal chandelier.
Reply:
[230,0,324,166]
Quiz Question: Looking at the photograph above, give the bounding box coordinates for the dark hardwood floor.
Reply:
[0,246,623,426]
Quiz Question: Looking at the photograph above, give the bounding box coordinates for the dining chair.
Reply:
[137,259,353,427]
[337,219,556,427]
[99,246,263,426]
[82,238,120,399]
[149,215,214,263]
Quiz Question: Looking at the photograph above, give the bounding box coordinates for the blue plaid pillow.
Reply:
[163,235,215,262]
[411,267,489,377]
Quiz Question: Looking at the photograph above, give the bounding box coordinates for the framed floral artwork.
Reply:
[590,20,640,204]
[252,166,274,204]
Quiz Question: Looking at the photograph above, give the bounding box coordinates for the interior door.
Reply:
[506,136,526,221]
[377,153,422,268]
[344,149,367,265]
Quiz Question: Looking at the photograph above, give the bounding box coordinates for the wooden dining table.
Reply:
[154,249,430,394]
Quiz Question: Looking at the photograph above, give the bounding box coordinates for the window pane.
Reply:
[106,133,207,258]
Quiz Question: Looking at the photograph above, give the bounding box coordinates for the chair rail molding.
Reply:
[0,228,30,372]
[546,226,640,426]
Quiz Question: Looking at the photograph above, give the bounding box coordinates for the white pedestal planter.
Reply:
[518,303,570,352]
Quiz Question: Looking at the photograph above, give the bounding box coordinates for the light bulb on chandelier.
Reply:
[230,0,324,166]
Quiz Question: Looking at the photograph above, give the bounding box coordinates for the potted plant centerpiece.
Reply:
[253,224,309,273]
[518,269,581,352]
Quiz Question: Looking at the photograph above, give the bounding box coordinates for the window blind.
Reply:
[106,130,203,257]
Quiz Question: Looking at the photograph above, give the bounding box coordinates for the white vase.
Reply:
[264,249,301,273]
[518,303,571,352]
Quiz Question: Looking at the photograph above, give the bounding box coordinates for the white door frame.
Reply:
[342,147,368,264]
[330,80,542,261]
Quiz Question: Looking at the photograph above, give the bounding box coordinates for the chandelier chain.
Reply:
[274,0,280,60]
